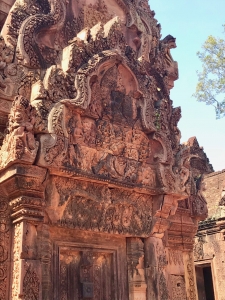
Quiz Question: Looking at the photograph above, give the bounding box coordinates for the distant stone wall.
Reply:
[194,231,225,300]
[0,0,15,30]
[203,170,225,218]
[0,0,14,14]
[195,170,225,300]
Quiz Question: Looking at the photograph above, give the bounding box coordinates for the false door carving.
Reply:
[56,245,120,300]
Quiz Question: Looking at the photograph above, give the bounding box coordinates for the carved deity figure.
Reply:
[191,176,208,219]
[0,95,39,168]
[0,35,16,98]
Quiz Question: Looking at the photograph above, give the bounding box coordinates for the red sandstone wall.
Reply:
[0,0,15,30]
[203,170,225,218]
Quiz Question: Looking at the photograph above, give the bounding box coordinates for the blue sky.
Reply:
[149,0,225,171]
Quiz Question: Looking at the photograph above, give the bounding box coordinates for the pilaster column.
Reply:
[183,251,199,300]
[127,238,147,300]
[0,164,47,300]
[0,193,10,300]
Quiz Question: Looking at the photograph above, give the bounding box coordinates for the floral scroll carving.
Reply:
[23,265,40,300]
[169,275,187,300]
[12,222,22,300]
[0,197,10,300]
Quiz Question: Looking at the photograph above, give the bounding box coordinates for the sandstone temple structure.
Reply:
[0,0,214,299]
[194,169,225,300]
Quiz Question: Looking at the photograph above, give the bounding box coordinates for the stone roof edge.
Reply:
[204,169,225,179]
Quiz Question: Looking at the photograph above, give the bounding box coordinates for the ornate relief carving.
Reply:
[0,1,210,299]
[0,96,39,169]
[11,222,22,300]
[51,177,153,236]
[0,197,10,300]
[127,238,147,300]
[185,253,197,300]
[169,250,184,266]
[156,242,169,300]
[127,238,144,277]
[169,275,187,300]
[190,175,208,220]
[0,33,40,104]
[0,0,198,199]
[84,1,113,29]
[23,264,40,300]
[16,0,67,68]
[159,272,169,300]
[193,236,205,261]
[0,35,15,100]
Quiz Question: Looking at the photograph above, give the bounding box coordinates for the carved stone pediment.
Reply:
[0,0,212,209]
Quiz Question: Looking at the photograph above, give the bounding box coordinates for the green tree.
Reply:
[194,25,225,119]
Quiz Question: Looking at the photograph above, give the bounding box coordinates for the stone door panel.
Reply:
[52,236,128,300]
[59,247,115,300]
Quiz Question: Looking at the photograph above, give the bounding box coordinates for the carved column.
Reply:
[0,193,11,300]
[145,237,169,300]
[39,224,52,300]
[183,252,199,300]
[127,238,147,300]
[0,164,47,300]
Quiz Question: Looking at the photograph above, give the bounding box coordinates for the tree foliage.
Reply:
[194,25,225,118]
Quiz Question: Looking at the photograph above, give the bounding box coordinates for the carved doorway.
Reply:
[195,264,215,300]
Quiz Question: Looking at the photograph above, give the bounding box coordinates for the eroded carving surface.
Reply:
[23,265,40,300]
